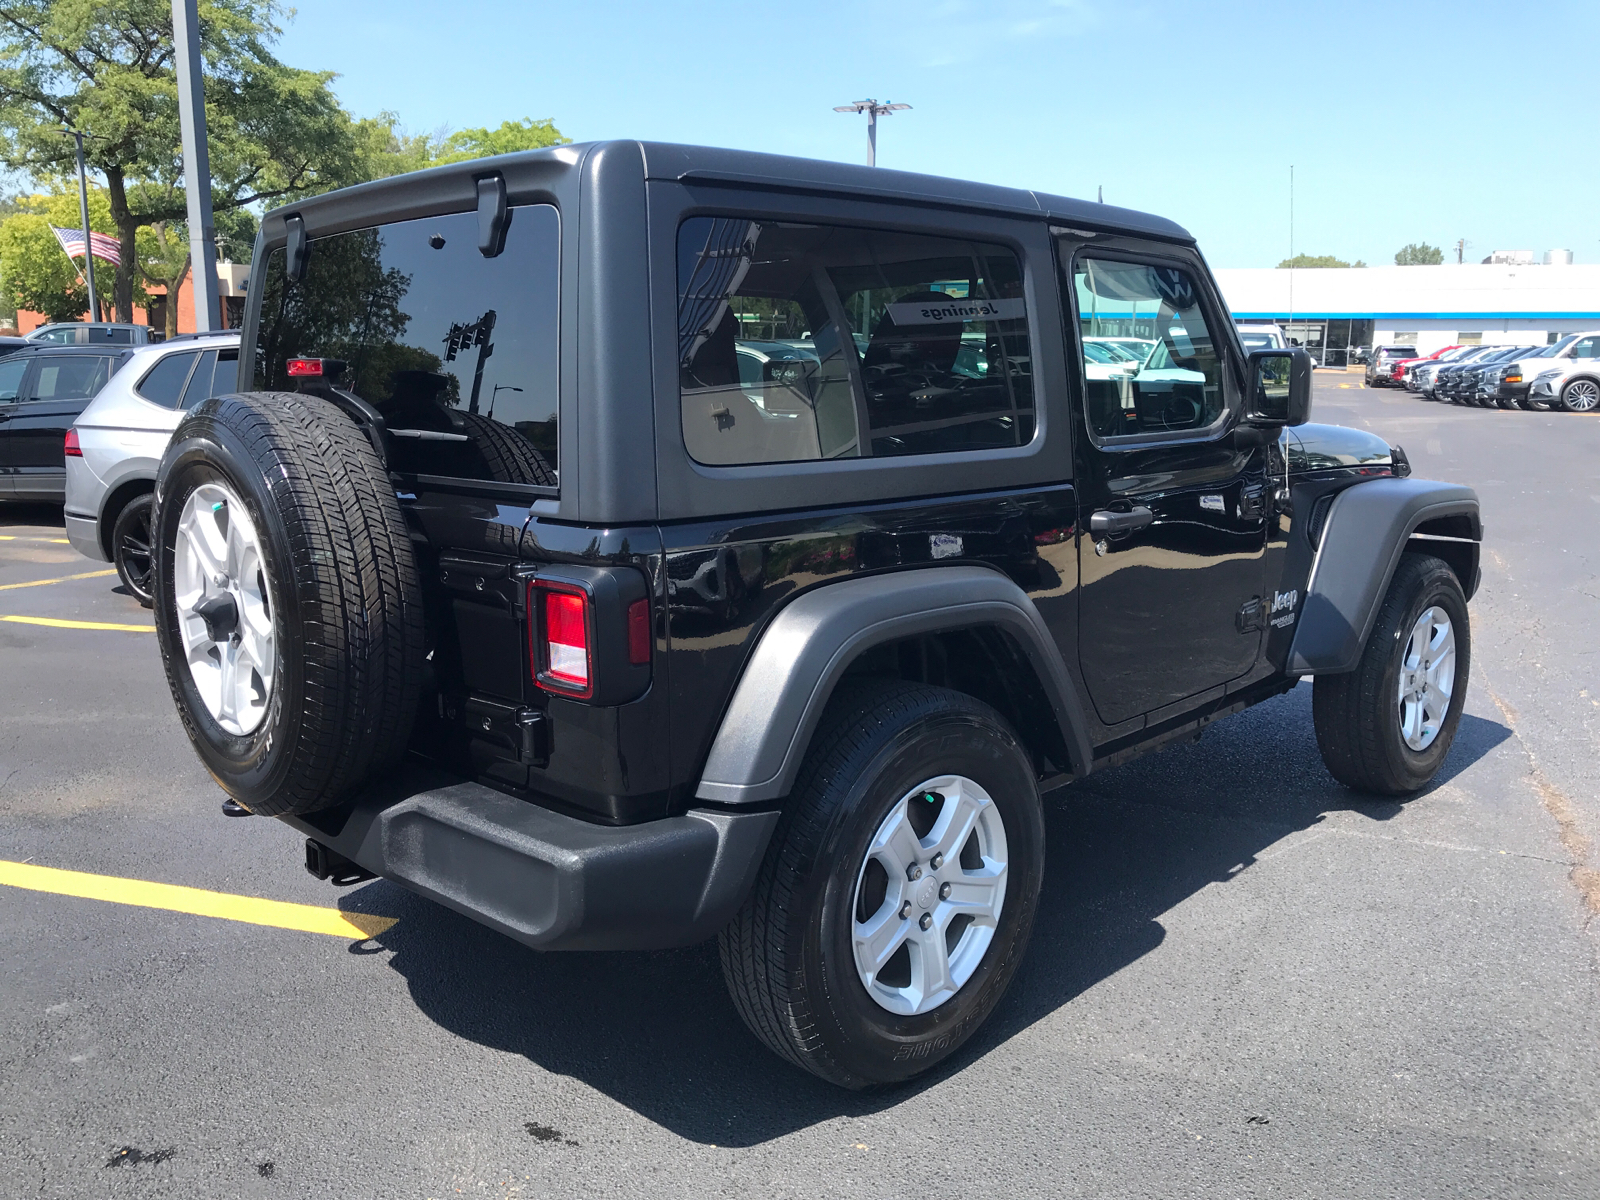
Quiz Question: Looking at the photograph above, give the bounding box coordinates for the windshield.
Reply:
[1538,335,1579,357]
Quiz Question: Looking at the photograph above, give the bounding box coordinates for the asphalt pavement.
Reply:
[2,374,1597,1199]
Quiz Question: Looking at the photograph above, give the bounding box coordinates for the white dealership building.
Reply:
[1212,258,1600,364]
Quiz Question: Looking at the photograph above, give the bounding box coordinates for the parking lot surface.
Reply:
[3,375,1598,1199]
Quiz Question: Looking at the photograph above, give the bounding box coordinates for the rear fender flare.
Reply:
[1288,477,1480,675]
[693,566,1092,805]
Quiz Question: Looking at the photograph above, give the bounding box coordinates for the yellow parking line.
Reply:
[1,615,153,632]
[0,535,71,543]
[0,860,397,939]
[0,568,117,591]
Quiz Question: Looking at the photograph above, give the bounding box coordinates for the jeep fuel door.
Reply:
[1065,250,1269,727]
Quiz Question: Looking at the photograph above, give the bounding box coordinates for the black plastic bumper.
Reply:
[283,768,779,951]
[1497,383,1529,403]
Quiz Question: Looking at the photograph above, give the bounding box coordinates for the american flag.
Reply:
[50,224,121,266]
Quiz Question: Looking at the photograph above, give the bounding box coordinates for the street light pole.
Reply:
[62,129,100,322]
[173,0,220,332]
[833,99,911,167]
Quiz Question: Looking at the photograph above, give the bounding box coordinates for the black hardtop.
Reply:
[257,140,1193,247]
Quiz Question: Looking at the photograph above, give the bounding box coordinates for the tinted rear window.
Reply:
[251,205,560,487]
[137,351,199,407]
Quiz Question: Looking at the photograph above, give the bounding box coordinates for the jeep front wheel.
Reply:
[719,680,1044,1088]
[1312,553,1470,795]
[152,391,425,817]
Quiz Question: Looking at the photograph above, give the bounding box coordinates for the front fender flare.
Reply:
[1287,477,1479,675]
[694,566,1092,805]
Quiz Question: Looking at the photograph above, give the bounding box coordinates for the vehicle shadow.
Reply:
[0,502,67,530]
[339,686,1512,1146]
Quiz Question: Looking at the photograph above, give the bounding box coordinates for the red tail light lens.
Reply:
[64,427,82,457]
[626,598,650,666]
[534,584,592,696]
[286,357,324,377]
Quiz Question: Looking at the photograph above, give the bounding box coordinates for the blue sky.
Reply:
[277,0,1597,268]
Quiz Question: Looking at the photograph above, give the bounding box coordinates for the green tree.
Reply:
[1277,254,1352,268]
[355,113,569,180]
[0,0,362,323]
[0,188,128,322]
[1395,242,1444,265]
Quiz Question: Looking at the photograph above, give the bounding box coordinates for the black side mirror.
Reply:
[1243,348,1312,426]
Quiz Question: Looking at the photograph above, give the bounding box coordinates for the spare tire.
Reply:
[456,410,556,487]
[152,391,425,817]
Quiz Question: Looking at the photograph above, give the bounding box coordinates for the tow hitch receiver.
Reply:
[304,839,377,887]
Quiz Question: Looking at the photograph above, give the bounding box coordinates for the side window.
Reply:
[179,350,219,409]
[136,352,199,407]
[1573,337,1598,359]
[0,357,26,401]
[30,355,111,402]
[1071,257,1224,441]
[678,217,1033,466]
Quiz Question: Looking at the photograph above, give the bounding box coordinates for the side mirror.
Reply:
[1243,348,1312,426]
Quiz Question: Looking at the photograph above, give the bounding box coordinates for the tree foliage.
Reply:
[1394,242,1444,266]
[354,114,569,180]
[0,188,126,321]
[1277,254,1357,269]
[0,0,360,320]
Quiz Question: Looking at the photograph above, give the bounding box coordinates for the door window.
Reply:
[137,352,200,407]
[180,348,239,408]
[678,217,1033,465]
[1072,259,1224,441]
[30,355,111,401]
[1572,337,1599,359]
[0,357,26,402]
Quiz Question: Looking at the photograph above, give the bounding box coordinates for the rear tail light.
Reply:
[286,358,323,377]
[536,584,592,696]
[64,427,82,457]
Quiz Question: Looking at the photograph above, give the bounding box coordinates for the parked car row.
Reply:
[0,331,241,604]
[1366,334,1600,412]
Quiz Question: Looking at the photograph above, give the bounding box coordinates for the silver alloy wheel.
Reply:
[850,775,1009,1016]
[1563,378,1599,412]
[174,482,275,736]
[1397,605,1455,752]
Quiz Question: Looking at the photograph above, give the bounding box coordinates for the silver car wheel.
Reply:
[1398,605,1455,752]
[1562,379,1599,412]
[174,482,276,736]
[851,774,1009,1017]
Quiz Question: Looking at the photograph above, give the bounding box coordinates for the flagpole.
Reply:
[65,129,99,322]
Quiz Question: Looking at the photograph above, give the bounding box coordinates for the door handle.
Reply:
[1089,506,1154,536]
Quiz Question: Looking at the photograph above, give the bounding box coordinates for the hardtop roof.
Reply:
[260,140,1194,246]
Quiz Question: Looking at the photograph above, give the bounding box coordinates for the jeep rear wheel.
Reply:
[153,391,425,817]
[1312,553,1469,795]
[719,679,1044,1088]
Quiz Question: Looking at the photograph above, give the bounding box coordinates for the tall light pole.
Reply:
[57,128,100,322]
[173,0,220,332]
[833,99,911,167]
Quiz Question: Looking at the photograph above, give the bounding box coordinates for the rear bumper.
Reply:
[284,767,779,951]
[63,512,105,561]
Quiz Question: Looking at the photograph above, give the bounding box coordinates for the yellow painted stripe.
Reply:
[0,860,397,939]
[0,615,153,632]
[0,568,117,591]
[0,535,71,543]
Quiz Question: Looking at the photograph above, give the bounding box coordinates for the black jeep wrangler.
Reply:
[151,143,1480,1088]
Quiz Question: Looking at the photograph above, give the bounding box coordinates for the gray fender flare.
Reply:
[694,565,1092,805]
[1287,477,1480,675]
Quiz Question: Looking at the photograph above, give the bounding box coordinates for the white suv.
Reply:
[1496,331,1600,410]
[64,332,241,604]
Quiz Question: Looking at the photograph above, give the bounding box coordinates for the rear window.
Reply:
[1379,347,1417,358]
[251,205,560,488]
